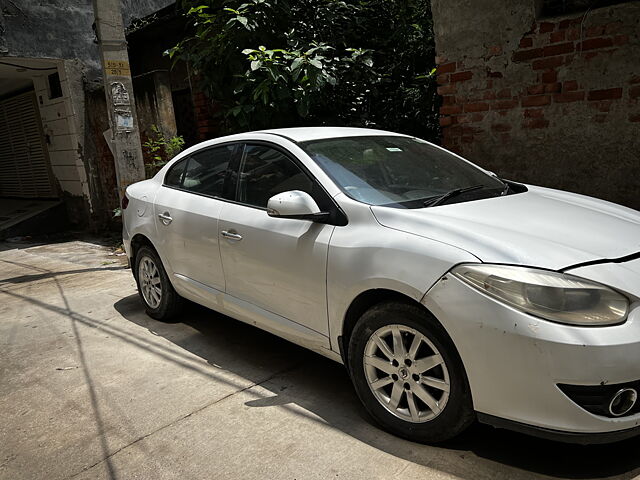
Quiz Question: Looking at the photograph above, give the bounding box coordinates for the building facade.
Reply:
[0,0,176,233]
[432,0,640,210]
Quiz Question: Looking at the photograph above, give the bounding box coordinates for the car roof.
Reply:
[256,126,409,143]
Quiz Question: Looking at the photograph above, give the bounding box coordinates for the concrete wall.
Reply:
[0,0,175,81]
[432,0,640,210]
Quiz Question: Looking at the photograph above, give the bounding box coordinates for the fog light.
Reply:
[608,388,638,417]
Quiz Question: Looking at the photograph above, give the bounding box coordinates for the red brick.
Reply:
[545,82,562,93]
[539,22,555,33]
[579,38,614,51]
[524,108,544,118]
[441,105,463,115]
[588,88,623,101]
[629,114,640,122]
[496,88,511,98]
[559,18,581,29]
[455,114,472,124]
[585,25,605,37]
[443,125,462,137]
[437,74,449,85]
[491,123,512,132]
[435,56,447,65]
[487,70,503,78]
[483,90,496,100]
[519,37,533,48]
[554,91,585,103]
[462,125,482,135]
[438,62,456,74]
[492,99,518,110]
[532,57,564,70]
[437,85,456,95]
[605,21,623,35]
[631,76,640,84]
[527,84,546,95]
[461,135,475,144]
[512,48,543,62]
[523,118,549,129]
[451,71,473,83]
[442,95,456,105]
[439,116,453,127]
[630,86,640,99]
[590,100,613,112]
[464,102,490,112]
[541,70,558,83]
[566,27,580,41]
[522,95,551,107]
[550,31,566,43]
[614,35,629,46]
[471,113,485,122]
[563,80,579,91]
[543,42,574,57]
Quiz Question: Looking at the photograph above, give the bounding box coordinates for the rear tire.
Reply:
[348,301,474,443]
[134,246,183,322]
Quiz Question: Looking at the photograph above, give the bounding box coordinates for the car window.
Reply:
[164,158,187,187]
[237,145,314,208]
[301,136,507,208]
[181,145,235,197]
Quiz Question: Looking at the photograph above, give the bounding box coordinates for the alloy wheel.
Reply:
[138,255,162,309]
[363,324,450,423]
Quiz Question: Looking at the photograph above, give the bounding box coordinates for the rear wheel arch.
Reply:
[130,234,158,277]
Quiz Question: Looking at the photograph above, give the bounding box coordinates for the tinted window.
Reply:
[164,158,187,187]
[182,145,234,197]
[237,145,314,208]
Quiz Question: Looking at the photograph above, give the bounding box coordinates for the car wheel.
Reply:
[134,246,183,322]
[348,301,474,443]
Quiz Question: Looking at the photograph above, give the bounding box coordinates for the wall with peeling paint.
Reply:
[432,0,640,210]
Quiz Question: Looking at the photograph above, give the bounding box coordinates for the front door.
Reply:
[218,144,334,336]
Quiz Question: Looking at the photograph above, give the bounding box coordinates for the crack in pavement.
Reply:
[65,362,304,479]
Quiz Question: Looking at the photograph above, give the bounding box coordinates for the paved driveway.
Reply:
[2,238,640,480]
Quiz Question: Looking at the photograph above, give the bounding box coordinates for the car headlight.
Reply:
[451,264,629,326]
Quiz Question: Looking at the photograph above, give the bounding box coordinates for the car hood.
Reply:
[370,185,640,271]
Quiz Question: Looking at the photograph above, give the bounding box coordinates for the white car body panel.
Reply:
[372,185,640,271]
[123,126,640,440]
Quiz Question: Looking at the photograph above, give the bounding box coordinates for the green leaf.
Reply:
[308,59,322,69]
[291,57,304,71]
[251,60,262,71]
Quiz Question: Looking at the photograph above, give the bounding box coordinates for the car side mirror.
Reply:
[267,190,329,221]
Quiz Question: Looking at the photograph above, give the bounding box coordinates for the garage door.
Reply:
[0,90,57,198]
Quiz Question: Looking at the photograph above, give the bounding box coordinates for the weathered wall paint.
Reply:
[431,0,640,210]
[0,0,175,80]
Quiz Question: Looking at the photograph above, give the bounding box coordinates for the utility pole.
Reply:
[93,0,145,204]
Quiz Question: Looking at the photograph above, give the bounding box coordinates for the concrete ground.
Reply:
[2,238,640,480]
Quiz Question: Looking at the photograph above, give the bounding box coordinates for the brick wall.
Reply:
[431,0,640,210]
[192,90,220,142]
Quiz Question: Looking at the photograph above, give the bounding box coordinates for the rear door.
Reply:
[153,143,239,292]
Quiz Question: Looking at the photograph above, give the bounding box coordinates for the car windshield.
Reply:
[301,136,507,208]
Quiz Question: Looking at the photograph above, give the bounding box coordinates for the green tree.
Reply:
[170,0,438,139]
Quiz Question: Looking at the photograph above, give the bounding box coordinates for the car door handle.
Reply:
[158,212,173,225]
[221,230,242,241]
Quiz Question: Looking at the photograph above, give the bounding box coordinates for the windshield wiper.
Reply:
[423,184,485,207]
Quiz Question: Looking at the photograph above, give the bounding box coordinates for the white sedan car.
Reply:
[123,127,640,444]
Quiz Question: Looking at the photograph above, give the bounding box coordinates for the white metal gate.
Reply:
[0,90,57,198]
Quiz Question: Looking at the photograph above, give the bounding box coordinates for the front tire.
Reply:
[348,301,474,443]
[134,246,183,322]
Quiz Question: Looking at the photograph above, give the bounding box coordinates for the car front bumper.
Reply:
[421,272,640,442]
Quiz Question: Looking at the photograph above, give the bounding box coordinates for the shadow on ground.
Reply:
[115,294,640,480]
